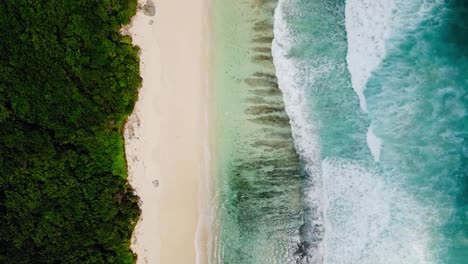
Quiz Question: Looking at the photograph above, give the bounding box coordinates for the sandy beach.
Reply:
[124,0,212,263]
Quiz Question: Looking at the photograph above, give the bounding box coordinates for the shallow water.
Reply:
[213,0,306,263]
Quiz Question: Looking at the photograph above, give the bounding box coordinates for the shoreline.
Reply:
[124,0,212,263]
[212,0,305,261]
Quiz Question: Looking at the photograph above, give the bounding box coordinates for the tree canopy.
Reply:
[0,1,141,263]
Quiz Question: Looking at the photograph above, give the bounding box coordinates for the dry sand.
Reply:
[124,0,212,263]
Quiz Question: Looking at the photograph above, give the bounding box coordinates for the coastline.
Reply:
[124,0,212,263]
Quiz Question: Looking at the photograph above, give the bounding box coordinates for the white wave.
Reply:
[345,0,443,166]
[366,126,382,162]
[322,158,441,264]
[272,1,325,262]
[274,1,446,263]
[345,0,396,113]
[272,1,321,178]
[345,0,443,113]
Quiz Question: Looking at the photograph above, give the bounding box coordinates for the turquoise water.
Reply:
[213,1,306,263]
[214,0,467,262]
[273,0,468,263]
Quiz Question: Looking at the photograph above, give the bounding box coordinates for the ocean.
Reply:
[215,0,468,263]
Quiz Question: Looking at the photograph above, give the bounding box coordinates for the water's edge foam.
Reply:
[272,1,325,262]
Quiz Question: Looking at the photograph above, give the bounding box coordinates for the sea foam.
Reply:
[345,0,395,113]
[273,0,445,263]
[344,0,441,164]
[344,0,395,166]
[366,127,382,161]
[322,158,440,264]
[273,1,325,262]
[342,1,450,263]
[344,0,440,113]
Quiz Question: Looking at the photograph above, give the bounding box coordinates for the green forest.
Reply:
[0,0,141,263]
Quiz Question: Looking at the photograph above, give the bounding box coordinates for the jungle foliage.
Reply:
[0,0,141,263]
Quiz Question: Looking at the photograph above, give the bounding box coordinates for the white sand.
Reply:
[124,0,212,263]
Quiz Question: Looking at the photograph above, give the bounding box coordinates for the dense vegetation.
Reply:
[0,1,141,263]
